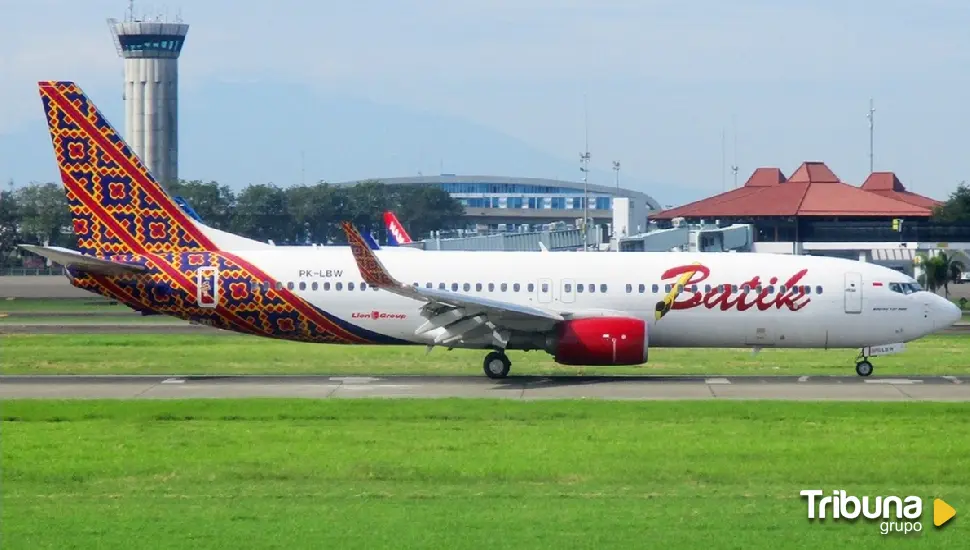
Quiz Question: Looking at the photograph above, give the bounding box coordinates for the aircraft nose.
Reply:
[935,297,962,329]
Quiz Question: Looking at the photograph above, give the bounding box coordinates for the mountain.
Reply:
[1,80,700,207]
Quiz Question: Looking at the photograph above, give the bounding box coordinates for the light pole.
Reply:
[580,151,590,251]
[612,160,620,191]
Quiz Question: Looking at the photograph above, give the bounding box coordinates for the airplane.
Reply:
[22,81,961,380]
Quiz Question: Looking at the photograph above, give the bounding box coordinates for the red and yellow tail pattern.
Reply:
[38,81,216,256]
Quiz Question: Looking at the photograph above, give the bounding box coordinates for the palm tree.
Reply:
[917,251,965,297]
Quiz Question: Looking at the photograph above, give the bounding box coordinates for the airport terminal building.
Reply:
[337,175,662,233]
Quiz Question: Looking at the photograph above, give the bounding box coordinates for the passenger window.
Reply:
[601,284,608,293]
[463,283,470,291]
[731,285,738,293]
[362,283,368,290]
[638,284,645,293]
[756,285,763,293]
[286,281,294,290]
[311,282,318,291]
[626,284,633,293]
[804,286,811,294]
[577,284,584,293]
[275,281,283,290]
[588,284,595,294]
[528,283,534,292]
[476,283,483,292]
[767,286,774,294]
[816,285,823,294]
[704,285,711,293]
[323,282,331,291]
[652,284,659,293]
[564,283,572,293]
[676,284,683,292]
[716,284,723,293]
[513,283,520,292]
[336,282,343,291]
[439,283,446,290]
[779,285,786,294]
[488,283,495,292]
[665,284,672,292]
[451,283,458,291]
[299,282,306,291]
[348,282,355,291]
[541,283,549,293]
[501,283,508,292]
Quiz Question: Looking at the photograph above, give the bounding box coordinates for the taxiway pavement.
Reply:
[2,374,968,401]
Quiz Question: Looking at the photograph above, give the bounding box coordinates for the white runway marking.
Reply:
[705,378,731,385]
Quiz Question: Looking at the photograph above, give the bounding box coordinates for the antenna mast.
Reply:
[731,115,739,188]
[867,98,875,173]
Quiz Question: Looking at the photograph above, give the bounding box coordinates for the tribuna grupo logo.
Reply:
[800,490,953,535]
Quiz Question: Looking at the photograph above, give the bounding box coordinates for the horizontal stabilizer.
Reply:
[18,245,148,276]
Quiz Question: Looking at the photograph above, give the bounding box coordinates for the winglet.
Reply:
[340,222,398,288]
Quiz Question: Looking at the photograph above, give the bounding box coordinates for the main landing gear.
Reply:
[855,350,874,377]
[483,350,511,379]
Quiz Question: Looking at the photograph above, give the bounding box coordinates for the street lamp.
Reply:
[612,160,620,191]
[580,151,590,251]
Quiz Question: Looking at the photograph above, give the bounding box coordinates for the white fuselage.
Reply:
[226,247,959,350]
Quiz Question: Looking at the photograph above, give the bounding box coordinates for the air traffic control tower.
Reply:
[107,13,188,186]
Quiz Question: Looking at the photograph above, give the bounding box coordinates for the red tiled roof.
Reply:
[653,162,937,219]
[861,172,941,209]
[744,167,786,187]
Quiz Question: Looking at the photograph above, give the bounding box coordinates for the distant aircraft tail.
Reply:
[361,230,382,250]
[173,196,204,223]
[383,211,412,245]
[37,81,270,256]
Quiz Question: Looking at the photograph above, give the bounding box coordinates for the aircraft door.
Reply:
[561,278,576,304]
[537,278,553,303]
[844,272,862,314]
[197,266,219,308]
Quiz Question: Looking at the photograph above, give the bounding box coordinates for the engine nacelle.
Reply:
[546,317,648,366]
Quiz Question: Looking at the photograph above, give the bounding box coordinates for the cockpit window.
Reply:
[888,282,922,295]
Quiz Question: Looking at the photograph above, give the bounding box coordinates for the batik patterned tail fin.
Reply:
[38,81,217,256]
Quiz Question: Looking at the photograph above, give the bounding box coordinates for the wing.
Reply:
[18,245,148,276]
[341,222,563,348]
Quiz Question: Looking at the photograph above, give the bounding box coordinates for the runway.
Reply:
[2,374,969,401]
[4,322,970,336]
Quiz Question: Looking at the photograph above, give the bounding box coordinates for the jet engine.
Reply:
[545,317,648,366]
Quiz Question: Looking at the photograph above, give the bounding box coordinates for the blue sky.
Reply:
[2,0,969,206]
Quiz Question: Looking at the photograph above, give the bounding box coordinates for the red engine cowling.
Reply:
[548,317,648,366]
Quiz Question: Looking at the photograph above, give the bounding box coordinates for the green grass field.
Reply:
[2,333,970,376]
[2,399,966,548]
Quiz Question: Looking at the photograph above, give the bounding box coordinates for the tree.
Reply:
[931,181,970,222]
[230,183,296,244]
[389,184,466,240]
[14,182,71,247]
[918,251,966,296]
[285,182,349,244]
[0,189,20,267]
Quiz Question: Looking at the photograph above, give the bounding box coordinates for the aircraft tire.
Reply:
[855,360,873,377]
[483,351,511,379]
